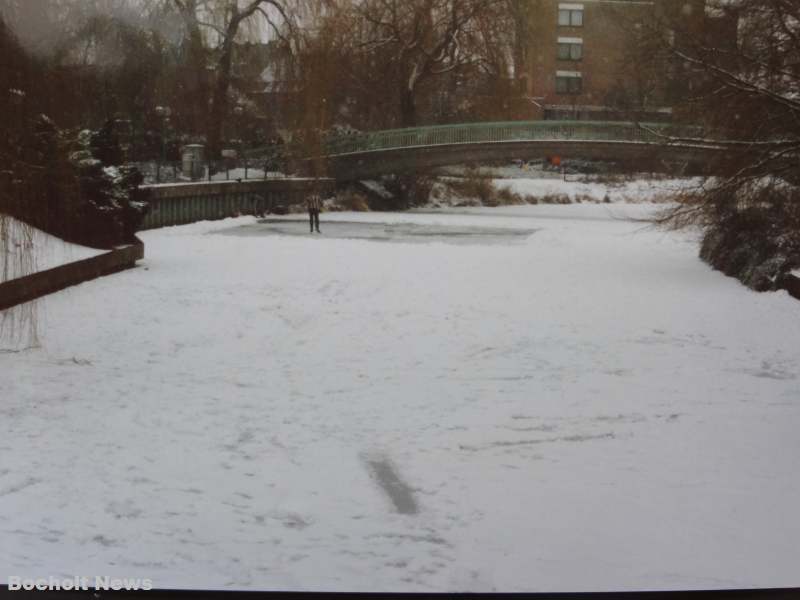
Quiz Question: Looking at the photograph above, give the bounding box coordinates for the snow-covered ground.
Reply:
[1,204,799,592]
[0,217,103,283]
[493,177,701,203]
[419,167,701,206]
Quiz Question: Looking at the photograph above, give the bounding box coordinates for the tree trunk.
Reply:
[184,27,208,136]
[208,32,236,159]
[175,0,208,137]
[400,88,417,127]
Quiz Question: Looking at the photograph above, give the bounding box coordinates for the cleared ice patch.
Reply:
[216,218,537,246]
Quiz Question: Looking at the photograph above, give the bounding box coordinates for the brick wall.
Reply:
[524,0,708,120]
[526,0,657,117]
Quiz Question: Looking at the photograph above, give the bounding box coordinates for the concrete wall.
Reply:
[141,179,331,229]
[0,239,144,311]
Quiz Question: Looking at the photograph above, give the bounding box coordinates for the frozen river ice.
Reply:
[1,204,799,592]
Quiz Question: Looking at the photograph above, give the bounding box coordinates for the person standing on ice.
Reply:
[306,188,322,234]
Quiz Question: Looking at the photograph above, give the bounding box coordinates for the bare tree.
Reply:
[646,0,800,289]
[172,0,294,157]
[351,0,505,127]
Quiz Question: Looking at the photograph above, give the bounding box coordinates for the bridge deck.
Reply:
[321,120,704,157]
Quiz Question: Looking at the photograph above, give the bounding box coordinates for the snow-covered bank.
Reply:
[492,177,701,203]
[0,217,103,283]
[412,172,701,208]
[1,204,798,592]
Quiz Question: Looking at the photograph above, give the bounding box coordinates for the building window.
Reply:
[555,71,582,94]
[558,3,584,26]
[557,37,583,61]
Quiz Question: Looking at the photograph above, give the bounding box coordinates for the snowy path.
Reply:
[1,204,799,592]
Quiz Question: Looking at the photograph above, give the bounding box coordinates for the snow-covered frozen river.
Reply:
[2,204,799,592]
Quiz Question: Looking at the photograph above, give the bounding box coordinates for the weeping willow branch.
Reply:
[0,214,40,351]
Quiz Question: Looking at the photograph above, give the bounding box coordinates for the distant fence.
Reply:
[140,178,332,229]
[133,157,288,185]
[0,239,143,311]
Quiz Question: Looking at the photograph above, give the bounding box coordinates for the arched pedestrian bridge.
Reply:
[306,120,724,180]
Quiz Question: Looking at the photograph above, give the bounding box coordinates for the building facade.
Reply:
[523,0,704,121]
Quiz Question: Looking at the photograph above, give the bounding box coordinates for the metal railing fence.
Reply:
[320,121,702,157]
[134,157,289,185]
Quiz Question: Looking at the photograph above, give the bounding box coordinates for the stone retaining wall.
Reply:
[0,239,144,311]
[141,179,333,229]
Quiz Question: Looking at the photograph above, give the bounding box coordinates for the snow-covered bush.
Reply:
[333,187,370,212]
[69,121,148,245]
[496,187,526,206]
[446,170,498,206]
[370,174,434,209]
[2,115,147,248]
[695,183,800,291]
[646,0,800,291]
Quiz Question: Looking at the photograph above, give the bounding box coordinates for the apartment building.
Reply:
[522,0,704,121]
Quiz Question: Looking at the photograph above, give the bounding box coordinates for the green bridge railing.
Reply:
[320,120,701,157]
